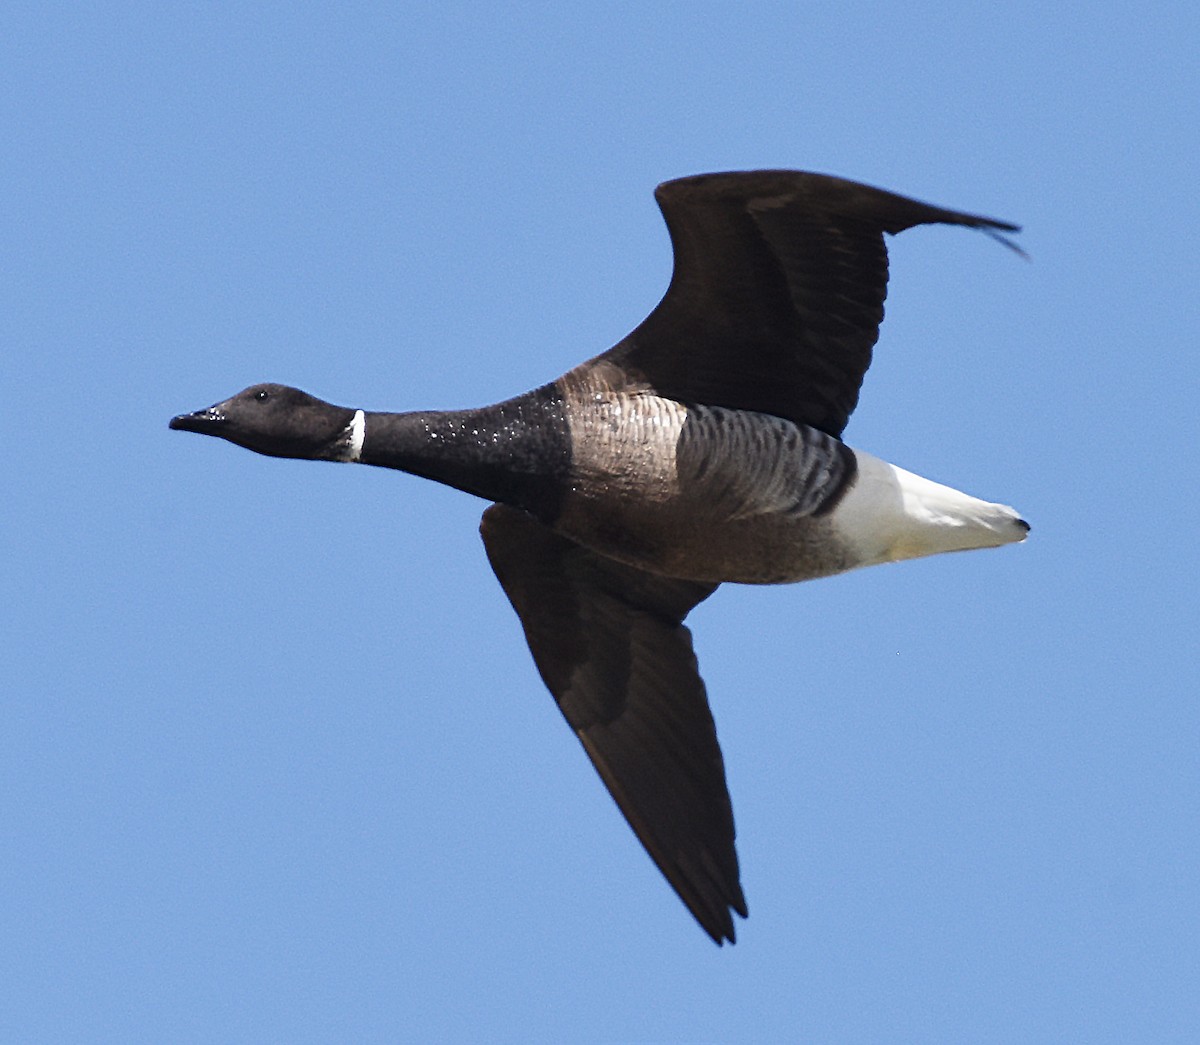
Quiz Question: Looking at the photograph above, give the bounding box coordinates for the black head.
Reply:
[169,383,357,460]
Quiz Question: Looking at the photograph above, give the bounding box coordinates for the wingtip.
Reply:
[696,891,749,946]
[702,919,738,946]
[980,224,1030,261]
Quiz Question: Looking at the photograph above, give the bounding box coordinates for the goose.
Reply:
[170,170,1028,945]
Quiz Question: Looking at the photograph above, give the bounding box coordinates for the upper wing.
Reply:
[480,504,745,944]
[593,170,1021,437]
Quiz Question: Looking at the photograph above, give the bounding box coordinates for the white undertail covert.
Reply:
[832,448,1028,568]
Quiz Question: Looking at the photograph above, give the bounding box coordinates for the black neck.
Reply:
[358,384,572,519]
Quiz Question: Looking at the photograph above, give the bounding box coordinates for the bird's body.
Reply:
[170,170,1028,944]
[552,389,855,585]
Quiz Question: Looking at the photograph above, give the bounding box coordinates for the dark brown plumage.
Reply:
[597,171,1021,436]
[170,171,1026,946]
[481,503,740,940]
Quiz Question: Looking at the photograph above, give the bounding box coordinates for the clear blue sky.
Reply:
[5,3,1197,1042]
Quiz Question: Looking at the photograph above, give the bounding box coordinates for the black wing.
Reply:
[594,170,1021,437]
[480,504,745,944]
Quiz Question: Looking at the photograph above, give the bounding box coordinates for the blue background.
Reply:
[5,3,1197,1041]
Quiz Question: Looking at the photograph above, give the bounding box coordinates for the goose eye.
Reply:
[255,389,270,402]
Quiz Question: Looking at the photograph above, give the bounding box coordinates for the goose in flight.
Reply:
[170,170,1028,945]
